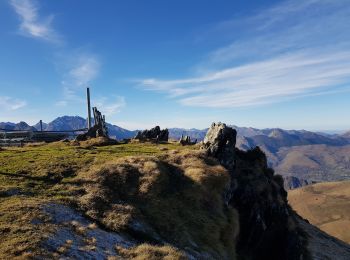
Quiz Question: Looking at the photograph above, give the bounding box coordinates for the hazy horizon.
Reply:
[1,114,349,134]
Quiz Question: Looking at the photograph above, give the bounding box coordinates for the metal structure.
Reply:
[0,87,110,146]
[86,87,92,129]
[0,128,88,146]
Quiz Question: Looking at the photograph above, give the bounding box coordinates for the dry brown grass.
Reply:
[117,244,187,260]
[77,137,118,148]
[0,141,202,259]
[288,180,350,244]
[78,150,239,259]
[0,197,54,259]
[24,142,47,147]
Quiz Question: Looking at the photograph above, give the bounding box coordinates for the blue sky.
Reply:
[1,0,350,131]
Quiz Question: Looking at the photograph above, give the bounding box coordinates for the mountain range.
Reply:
[1,115,350,189]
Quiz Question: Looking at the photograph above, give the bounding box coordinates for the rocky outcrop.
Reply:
[76,108,109,141]
[202,122,309,260]
[201,122,237,171]
[179,135,197,146]
[75,124,106,141]
[283,176,311,190]
[134,126,169,142]
[232,148,309,260]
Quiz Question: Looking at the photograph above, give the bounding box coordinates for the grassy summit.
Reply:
[0,139,238,259]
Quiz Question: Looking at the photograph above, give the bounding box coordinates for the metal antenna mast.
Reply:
[86,87,92,129]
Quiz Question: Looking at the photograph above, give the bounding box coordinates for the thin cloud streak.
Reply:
[94,96,126,116]
[9,0,101,107]
[139,0,350,108]
[56,52,101,106]
[69,55,100,88]
[10,0,61,43]
[141,50,350,107]
[0,96,27,110]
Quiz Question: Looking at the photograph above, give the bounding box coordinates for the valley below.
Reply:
[288,180,350,244]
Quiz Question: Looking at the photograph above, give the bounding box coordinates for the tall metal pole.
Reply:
[39,120,43,132]
[86,87,92,129]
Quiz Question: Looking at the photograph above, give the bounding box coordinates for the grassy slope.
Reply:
[0,141,192,258]
[78,150,238,259]
[288,180,350,244]
[0,140,237,259]
[275,145,350,182]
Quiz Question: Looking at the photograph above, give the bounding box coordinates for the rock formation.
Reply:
[179,135,197,145]
[201,122,237,171]
[134,126,169,142]
[283,175,310,190]
[76,107,109,141]
[201,122,309,260]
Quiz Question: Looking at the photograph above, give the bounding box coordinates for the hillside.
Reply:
[289,181,350,244]
[0,123,349,259]
[275,145,350,188]
[0,141,204,259]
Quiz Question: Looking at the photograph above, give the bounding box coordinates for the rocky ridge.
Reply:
[201,122,350,260]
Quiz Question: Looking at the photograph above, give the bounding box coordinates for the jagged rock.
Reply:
[201,122,237,170]
[202,122,309,259]
[201,122,238,205]
[283,175,311,190]
[75,124,101,141]
[134,126,169,142]
[231,147,308,260]
[179,135,197,146]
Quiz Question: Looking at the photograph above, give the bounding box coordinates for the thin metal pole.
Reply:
[87,87,92,129]
[40,120,43,132]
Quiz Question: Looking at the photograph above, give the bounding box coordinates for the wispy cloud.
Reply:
[0,96,26,110]
[54,51,101,106]
[139,0,350,108]
[10,0,61,43]
[9,1,101,107]
[68,54,100,88]
[94,96,126,116]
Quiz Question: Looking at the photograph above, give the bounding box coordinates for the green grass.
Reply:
[78,150,238,259]
[0,141,200,258]
[0,141,238,259]
[0,141,193,200]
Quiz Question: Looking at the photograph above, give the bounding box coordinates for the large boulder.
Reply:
[202,122,237,170]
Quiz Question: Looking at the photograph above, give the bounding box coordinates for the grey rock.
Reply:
[283,175,311,190]
[202,122,237,170]
[42,203,134,259]
[134,126,169,142]
[179,135,197,146]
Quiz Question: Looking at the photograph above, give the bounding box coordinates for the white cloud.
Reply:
[60,52,100,89]
[8,0,103,113]
[0,96,27,110]
[10,0,61,43]
[68,55,100,87]
[55,52,101,105]
[139,0,350,108]
[94,96,126,116]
